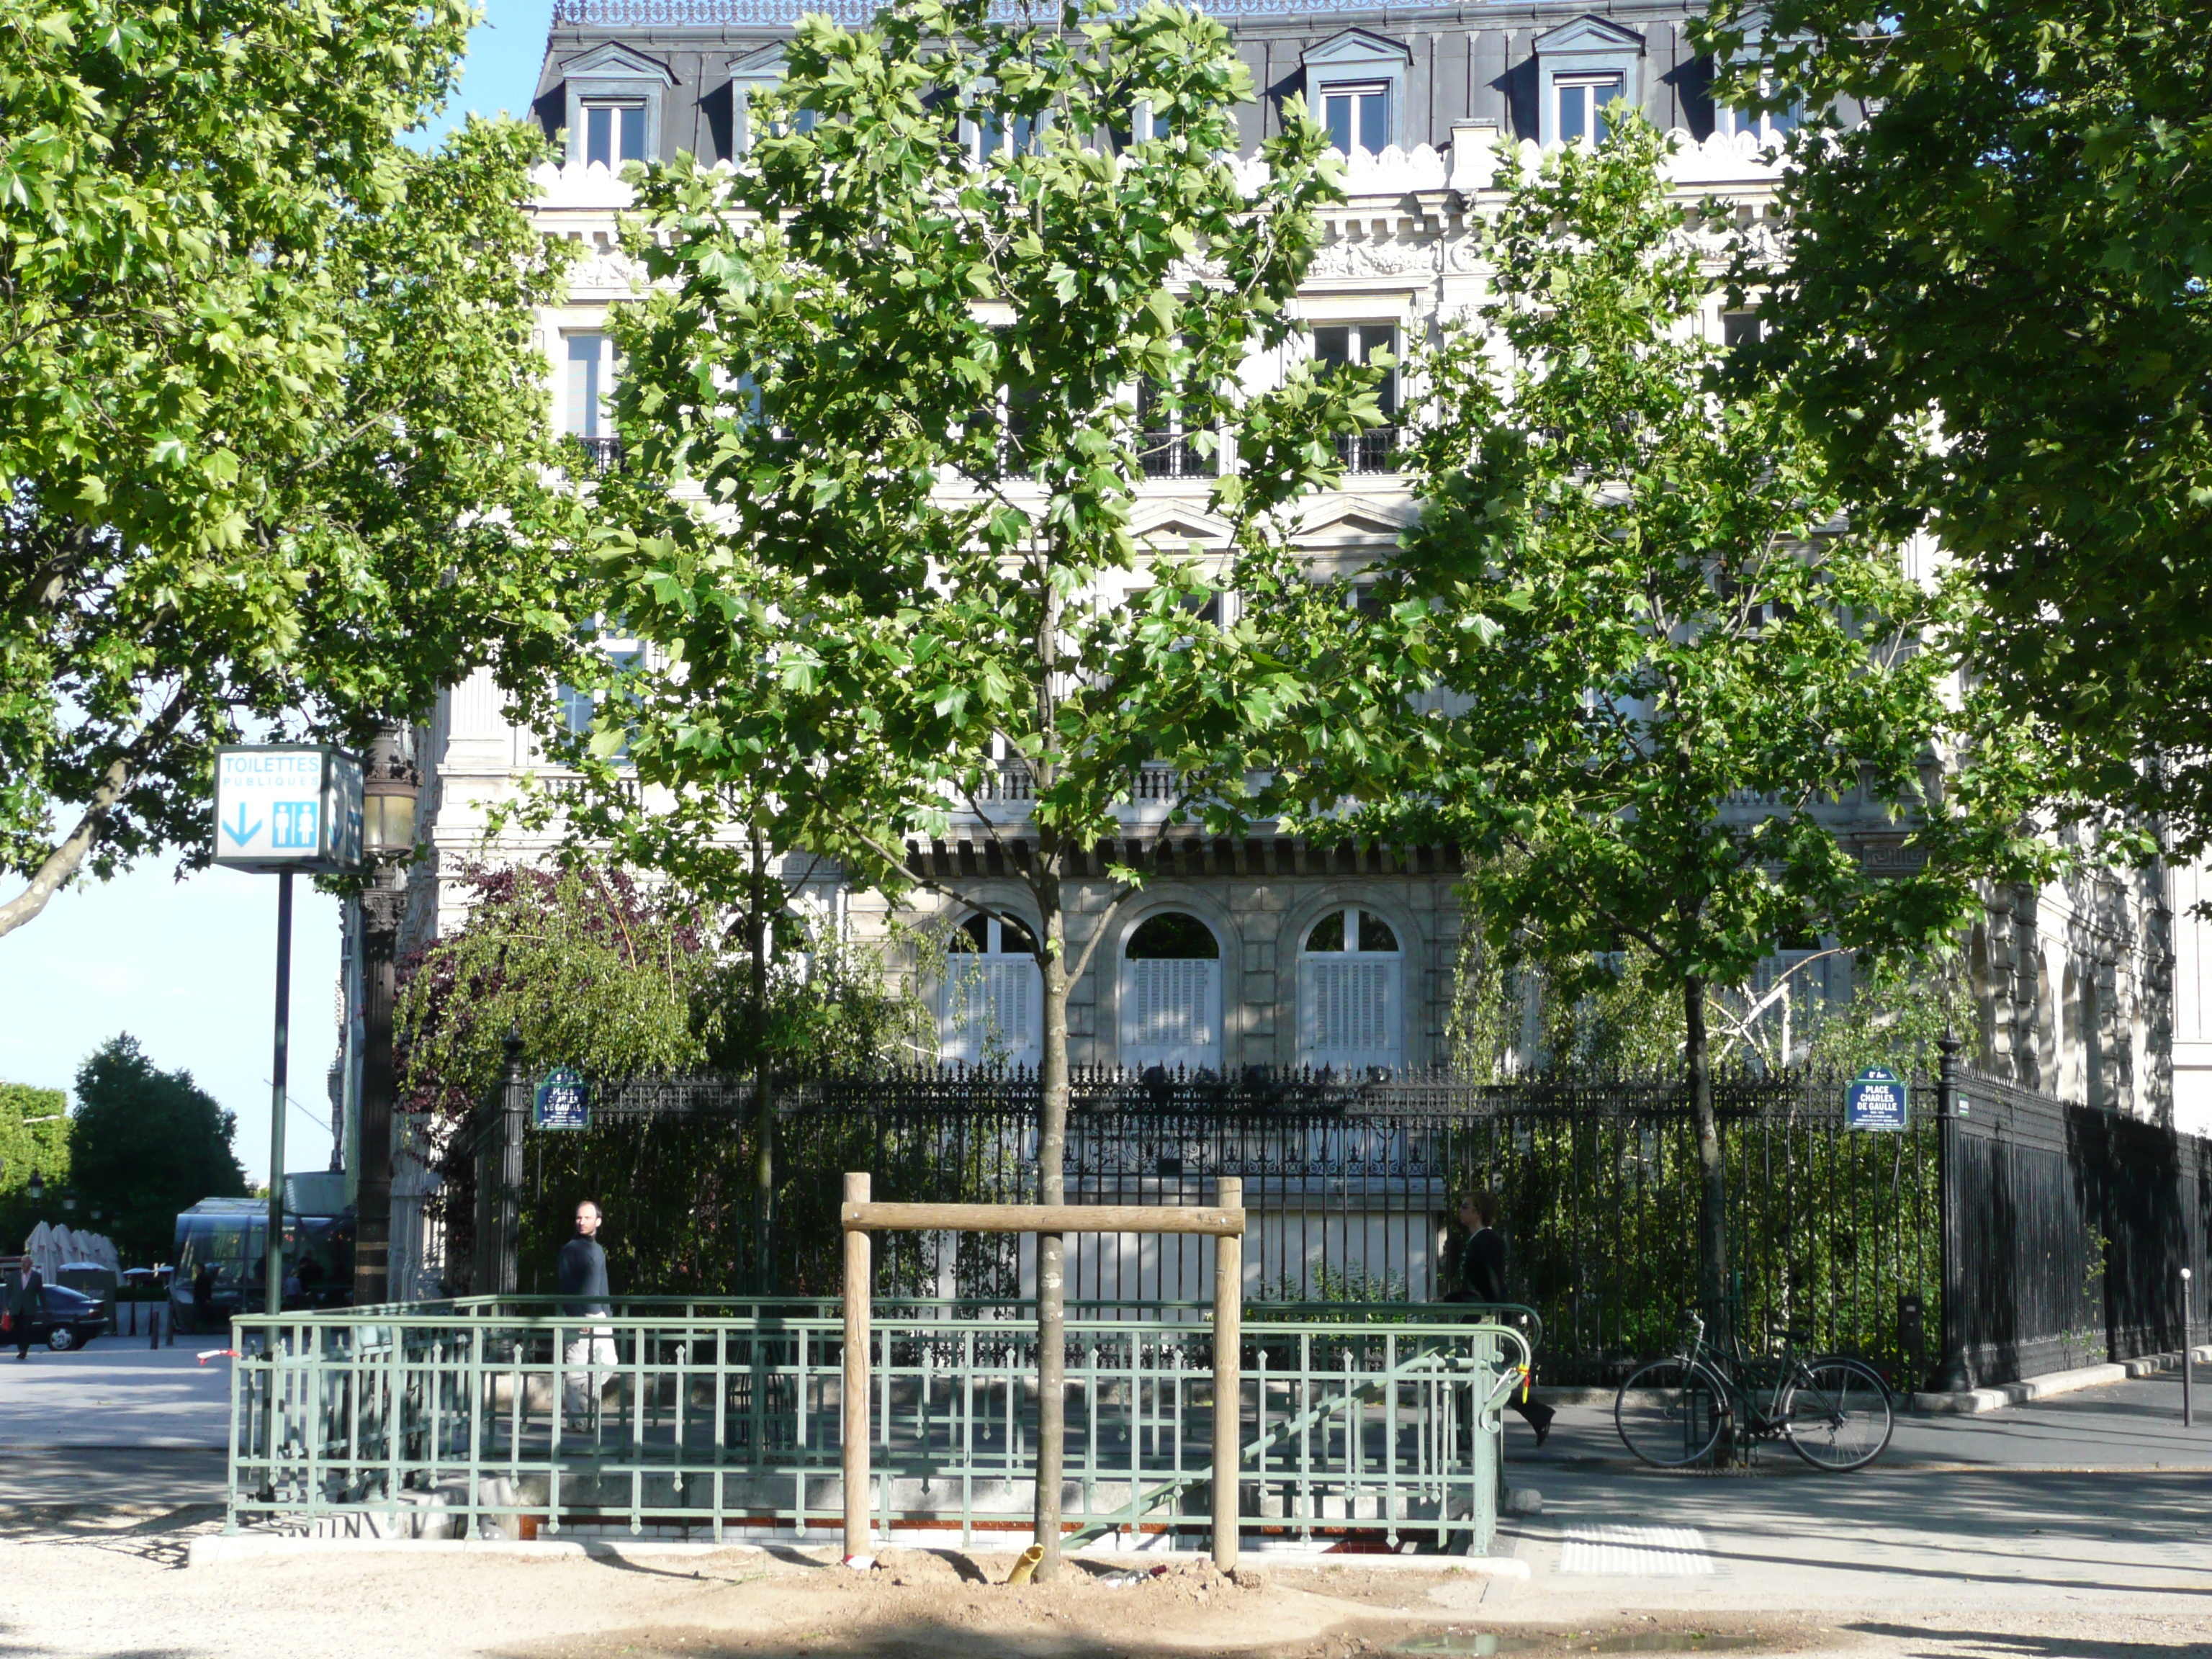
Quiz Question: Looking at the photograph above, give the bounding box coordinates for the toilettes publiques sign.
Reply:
[212,745,364,876]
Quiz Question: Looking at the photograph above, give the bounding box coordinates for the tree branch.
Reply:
[0,686,192,940]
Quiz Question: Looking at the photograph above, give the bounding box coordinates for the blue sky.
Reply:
[0,2,557,1187]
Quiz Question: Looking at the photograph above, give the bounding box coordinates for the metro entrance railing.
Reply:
[225,1296,1528,1555]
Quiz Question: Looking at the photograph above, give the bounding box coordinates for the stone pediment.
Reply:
[1295,496,1419,547]
[1531,14,1647,55]
[558,42,674,84]
[1130,504,1233,547]
[1302,27,1413,68]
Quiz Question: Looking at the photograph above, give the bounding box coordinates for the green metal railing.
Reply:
[228,1298,1528,1554]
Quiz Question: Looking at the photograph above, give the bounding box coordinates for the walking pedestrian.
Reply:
[9,1255,45,1361]
[1448,1189,1555,1446]
[557,1199,615,1427]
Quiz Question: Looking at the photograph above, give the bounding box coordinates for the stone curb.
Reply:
[186,1532,1530,1575]
[1908,1344,2211,1415]
[187,1534,762,1566]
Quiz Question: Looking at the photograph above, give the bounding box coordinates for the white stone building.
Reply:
[346,0,2200,1295]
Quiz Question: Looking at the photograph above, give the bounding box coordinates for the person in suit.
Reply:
[10,1256,45,1361]
[1448,1190,1556,1445]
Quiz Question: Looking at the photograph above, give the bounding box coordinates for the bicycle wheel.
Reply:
[1616,1358,1730,1468]
[1781,1358,1894,1472]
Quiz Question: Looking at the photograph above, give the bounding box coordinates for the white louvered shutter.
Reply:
[1303,957,1400,1071]
[1121,958,1218,1071]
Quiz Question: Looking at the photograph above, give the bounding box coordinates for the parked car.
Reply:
[11,1283,110,1352]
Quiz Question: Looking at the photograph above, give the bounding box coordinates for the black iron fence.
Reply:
[1948,1066,2211,1383]
[441,1057,2210,1389]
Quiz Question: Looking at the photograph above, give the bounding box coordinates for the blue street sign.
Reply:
[534,1066,591,1131]
[1845,1066,1910,1131]
[212,745,364,874]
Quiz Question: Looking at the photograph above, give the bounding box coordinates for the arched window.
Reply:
[942,912,1040,1068]
[1119,912,1221,1074]
[1299,907,1402,1072]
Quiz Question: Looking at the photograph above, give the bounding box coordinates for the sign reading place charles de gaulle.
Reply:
[534,1066,591,1131]
[211,745,364,876]
[1845,1066,1910,1132]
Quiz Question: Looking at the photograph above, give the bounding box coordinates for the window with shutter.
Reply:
[943,913,1041,1067]
[1298,907,1403,1073]
[1118,912,1221,1074]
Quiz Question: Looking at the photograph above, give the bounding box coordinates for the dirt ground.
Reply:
[501,1549,1854,1659]
[0,1496,1851,1659]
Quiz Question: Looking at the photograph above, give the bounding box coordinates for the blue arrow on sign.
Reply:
[223,804,262,848]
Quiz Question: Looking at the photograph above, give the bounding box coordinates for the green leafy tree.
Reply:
[0,1081,71,1251]
[585,0,1366,1573]
[0,0,580,938]
[1698,0,2212,844]
[395,863,919,1118]
[1288,121,2059,1341]
[70,1036,247,1267]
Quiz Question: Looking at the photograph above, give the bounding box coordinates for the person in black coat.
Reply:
[557,1199,614,1425]
[10,1257,44,1361]
[1448,1190,1555,1445]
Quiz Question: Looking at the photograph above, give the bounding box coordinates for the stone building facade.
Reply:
[347,0,2197,1294]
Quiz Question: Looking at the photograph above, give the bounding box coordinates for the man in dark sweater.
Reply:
[1451,1190,1555,1446]
[558,1200,613,1426]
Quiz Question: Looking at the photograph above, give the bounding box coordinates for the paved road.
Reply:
[0,1341,233,1449]
[1464,1361,2212,1635]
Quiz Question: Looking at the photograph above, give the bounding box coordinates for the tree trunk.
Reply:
[750,828,774,1295]
[1033,854,1069,1581]
[1685,976,1729,1346]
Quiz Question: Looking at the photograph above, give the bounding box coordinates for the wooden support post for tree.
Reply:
[1212,1176,1243,1572]
[842,1170,871,1561]
[839,1179,1247,1568]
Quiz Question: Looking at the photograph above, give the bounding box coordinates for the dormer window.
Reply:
[1532,15,1645,146]
[1555,73,1625,144]
[729,44,817,157]
[968,107,1042,165]
[1320,83,1390,156]
[1300,29,1410,156]
[1717,85,1801,145]
[557,42,673,171]
[1714,14,1807,148]
[583,102,647,168]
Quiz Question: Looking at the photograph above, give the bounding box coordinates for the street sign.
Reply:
[212,745,364,875]
[1845,1066,1910,1131]
[534,1066,591,1130]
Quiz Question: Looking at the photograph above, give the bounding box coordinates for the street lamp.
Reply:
[25,1170,43,1204]
[354,727,421,1309]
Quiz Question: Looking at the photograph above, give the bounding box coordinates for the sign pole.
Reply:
[266,870,292,1318]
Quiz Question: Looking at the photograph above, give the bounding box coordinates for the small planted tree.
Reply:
[1282,120,2062,1343]
[587,0,1367,1571]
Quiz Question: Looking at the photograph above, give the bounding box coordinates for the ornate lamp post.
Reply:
[353,728,420,1308]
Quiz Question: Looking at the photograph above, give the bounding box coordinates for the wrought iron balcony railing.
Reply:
[1336,425,1401,475]
[568,435,625,475]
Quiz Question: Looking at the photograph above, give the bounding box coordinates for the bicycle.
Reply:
[1614,1310,1894,1473]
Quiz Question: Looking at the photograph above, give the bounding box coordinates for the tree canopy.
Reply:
[0,0,580,937]
[1281,121,2062,1335]
[1700,0,2212,846]
[70,1035,247,1266]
